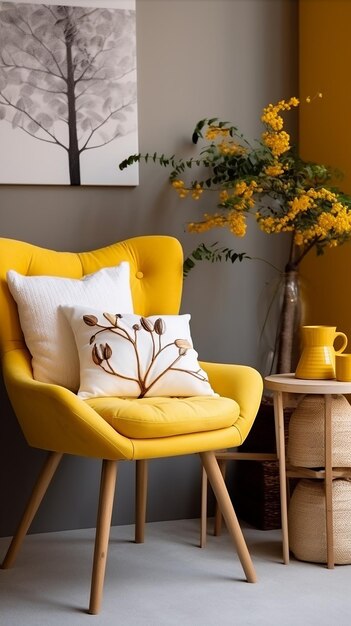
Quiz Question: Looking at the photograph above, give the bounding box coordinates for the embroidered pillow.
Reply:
[61,306,215,399]
[7,263,134,391]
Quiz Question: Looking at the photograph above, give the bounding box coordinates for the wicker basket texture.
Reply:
[288,394,351,467]
[288,479,351,564]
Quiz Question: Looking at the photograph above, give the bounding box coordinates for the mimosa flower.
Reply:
[119,95,351,267]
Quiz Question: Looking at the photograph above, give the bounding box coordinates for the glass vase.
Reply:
[258,269,303,376]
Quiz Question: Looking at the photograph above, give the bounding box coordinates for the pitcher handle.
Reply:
[334,332,348,354]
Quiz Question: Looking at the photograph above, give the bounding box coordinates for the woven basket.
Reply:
[287,394,351,467]
[288,479,351,564]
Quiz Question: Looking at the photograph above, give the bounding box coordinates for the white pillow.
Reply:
[61,306,215,399]
[7,263,134,390]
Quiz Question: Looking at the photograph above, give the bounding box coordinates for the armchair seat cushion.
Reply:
[85,395,240,439]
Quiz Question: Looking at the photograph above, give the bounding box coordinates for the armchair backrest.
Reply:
[0,235,184,357]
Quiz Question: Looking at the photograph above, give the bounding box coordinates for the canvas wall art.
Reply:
[0,0,138,185]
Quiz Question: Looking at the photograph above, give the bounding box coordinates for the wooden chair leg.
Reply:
[89,459,118,616]
[200,451,257,583]
[214,458,227,536]
[200,466,208,548]
[2,451,63,569]
[135,459,148,544]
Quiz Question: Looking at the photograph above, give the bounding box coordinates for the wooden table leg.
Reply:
[273,390,289,564]
[324,394,334,569]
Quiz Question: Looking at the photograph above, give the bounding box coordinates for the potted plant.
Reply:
[120,95,351,374]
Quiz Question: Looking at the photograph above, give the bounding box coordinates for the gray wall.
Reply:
[0,0,298,537]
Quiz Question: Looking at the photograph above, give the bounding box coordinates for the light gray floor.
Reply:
[1,517,351,626]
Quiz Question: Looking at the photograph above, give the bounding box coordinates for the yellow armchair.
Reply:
[0,235,263,614]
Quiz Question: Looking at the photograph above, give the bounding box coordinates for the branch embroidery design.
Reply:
[83,313,209,398]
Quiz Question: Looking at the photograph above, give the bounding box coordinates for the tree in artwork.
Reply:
[0,2,136,185]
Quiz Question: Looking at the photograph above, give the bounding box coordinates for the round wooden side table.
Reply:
[265,373,351,568]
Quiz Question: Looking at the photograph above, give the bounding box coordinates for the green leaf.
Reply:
[118,153,140,170]
[183,243,251,277]
[183,257,195,277]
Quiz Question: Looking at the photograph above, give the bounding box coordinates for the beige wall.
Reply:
[0,0,298,535]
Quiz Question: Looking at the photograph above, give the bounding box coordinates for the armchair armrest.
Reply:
[200,361,263,444]
[2,349,134,460]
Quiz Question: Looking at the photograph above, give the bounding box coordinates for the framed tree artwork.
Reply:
[0,0,138,185]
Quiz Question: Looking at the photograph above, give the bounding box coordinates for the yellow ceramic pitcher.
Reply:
[295,325,348,379]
